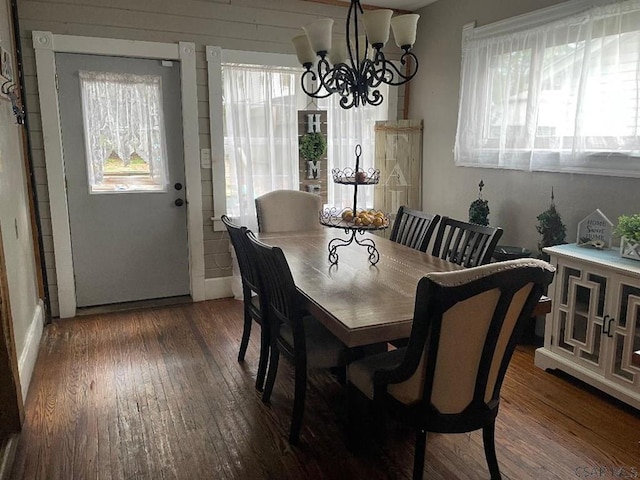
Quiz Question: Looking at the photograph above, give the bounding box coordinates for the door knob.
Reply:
[174,182,183,190]
[175,198,184,207]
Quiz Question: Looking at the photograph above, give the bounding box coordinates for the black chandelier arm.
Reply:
[364,88,383,106]
[325,63,358,97]
[376,50,420,87]
[301,69,333,98]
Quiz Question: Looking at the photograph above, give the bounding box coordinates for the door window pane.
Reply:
[79,71,169,193]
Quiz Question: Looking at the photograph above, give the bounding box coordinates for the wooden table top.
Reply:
[258,229,550,348]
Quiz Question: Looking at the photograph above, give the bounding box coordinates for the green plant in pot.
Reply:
[614,214,640,261]
[299,132,327,180]
[536,188,567,260]
[469,180,490,226]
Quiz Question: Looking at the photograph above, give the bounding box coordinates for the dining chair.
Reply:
[347,258,555,480]
[255,189,323,233]
[389,206,440,252]
[431,216,503,267]
[245,229,348,445]
[221,215,269,391]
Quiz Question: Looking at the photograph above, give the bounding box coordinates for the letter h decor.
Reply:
[297,109,328,204]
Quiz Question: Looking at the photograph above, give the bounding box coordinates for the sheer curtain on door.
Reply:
[223,63,301,229]
[79,70,168,191]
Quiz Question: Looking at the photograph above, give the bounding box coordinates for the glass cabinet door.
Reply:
[606,278,640,388]
[552,262,610,373]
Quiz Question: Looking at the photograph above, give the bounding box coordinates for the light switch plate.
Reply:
[200,148,212,168]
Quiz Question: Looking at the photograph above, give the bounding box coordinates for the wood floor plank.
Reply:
[8,299,640,479]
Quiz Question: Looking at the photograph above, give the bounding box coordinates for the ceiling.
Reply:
[362,0,437,10]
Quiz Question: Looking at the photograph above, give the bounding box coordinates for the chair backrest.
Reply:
[221,215,261,299]
[431,216,503,267]
[245,231,305,349]
[255,190,323,233]
[389,206,440,252]
[376,258,555,426]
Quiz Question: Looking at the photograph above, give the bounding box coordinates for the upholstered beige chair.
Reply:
[347,258,555,480]
[255,190,323,233]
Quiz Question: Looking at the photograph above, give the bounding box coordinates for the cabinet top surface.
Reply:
[544,243,640,277]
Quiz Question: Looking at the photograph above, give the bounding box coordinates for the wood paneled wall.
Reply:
[16,0,406,315]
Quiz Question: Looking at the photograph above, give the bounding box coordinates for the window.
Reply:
[222,63,301,227]
[455,0,640,177]
[217,52,392,228]
[79,71,169,193]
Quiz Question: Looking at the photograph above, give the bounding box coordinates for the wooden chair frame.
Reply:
[389,206,440,253]
[348,260,555,480]
[431,216,503,267]
[221,215,269,391]
[246,230,347,444]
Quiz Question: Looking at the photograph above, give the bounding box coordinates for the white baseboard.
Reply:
[204,276,233,300]
[0,435,18,480]
[18,300,44,401]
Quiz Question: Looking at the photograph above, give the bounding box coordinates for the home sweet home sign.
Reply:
[577,209,613,248]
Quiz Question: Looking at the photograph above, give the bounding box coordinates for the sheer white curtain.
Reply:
[79,71,168,186]
[223,63,301,229]
[319,83,389,211]
[455,0,640,176]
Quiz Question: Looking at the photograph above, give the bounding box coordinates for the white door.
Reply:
[56,53,190,307]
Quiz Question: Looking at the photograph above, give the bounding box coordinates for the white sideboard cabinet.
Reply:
[535,244,640,409]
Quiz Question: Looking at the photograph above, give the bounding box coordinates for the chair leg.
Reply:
[261,346,279,404]
[288,360,307,445]
[238,309,252,362]
[346,383,364,453]
[483,423,502,480]
[254,325,270,391]
[413,428,427,480]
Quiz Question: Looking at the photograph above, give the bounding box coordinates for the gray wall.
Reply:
[18,0,399,316]
[411,0,640,255]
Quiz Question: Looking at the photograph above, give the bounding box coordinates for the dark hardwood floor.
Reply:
[8,299,640,479]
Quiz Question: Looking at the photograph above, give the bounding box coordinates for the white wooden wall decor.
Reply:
[298,110,328,204]
[373,120,423,221]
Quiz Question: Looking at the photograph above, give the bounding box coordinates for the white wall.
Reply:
[0,0,44,398]
[411,0,640,255]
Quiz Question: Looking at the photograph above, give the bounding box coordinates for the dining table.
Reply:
[257,228,551,348]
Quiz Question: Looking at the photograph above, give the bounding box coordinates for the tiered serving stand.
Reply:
[319,145,389,265]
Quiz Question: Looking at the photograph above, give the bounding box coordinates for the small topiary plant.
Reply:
[469,180,490,226]
[614,214,640,244]
[536,188,567,256]
[299,132,327,162]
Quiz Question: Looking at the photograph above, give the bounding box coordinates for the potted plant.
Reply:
[614,214,640,261]
[299,132,327,179]
[469,180,490,226]
[536,188,567,260]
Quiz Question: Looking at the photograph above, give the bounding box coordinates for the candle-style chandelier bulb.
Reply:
[291,0,420,110]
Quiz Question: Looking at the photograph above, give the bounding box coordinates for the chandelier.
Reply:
[292,1,419,110]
